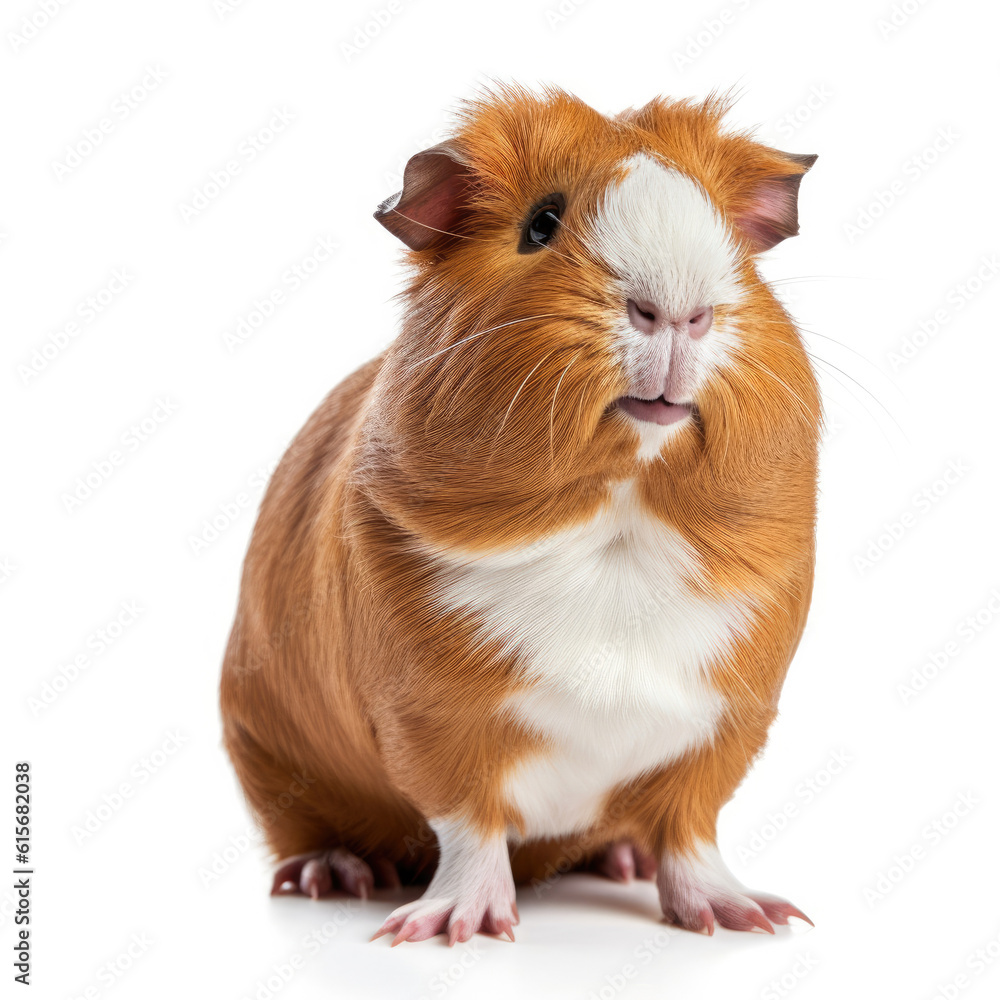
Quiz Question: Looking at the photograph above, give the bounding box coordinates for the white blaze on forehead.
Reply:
[589,153,743,316]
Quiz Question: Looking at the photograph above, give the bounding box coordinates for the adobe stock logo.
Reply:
[7,0,73,54]
[340,1,407,63]
[177,108,295,224]
[854,459,970,574]
[17,269,134,385]
[885,255,999,373]
[843,127,959,244]
[672,0,752,72]
[51,67,168,180]
[60,398,180,513]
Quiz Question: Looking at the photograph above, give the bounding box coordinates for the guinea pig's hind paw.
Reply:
[591,841,658,883]
[271,847,398,900]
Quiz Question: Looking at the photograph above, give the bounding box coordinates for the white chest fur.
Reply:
[426,482,754,840]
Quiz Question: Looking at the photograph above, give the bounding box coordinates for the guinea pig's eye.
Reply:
[519,193,566,254]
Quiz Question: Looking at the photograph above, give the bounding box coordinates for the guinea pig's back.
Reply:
[225,351,382,661]
[220,353,424,861]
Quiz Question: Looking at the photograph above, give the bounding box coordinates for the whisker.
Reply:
[551,216,607,270]
[741,316,905,418]
[806,352,907,451]
[804,351,906,436]
[766,274,867,286]
[549,351,581,465]
[736,354,815,425]
[713,384,732,471]
[799,326,896,381]
[576,367,600,444]
[407,314,561,369]
[491,350,557,461]
[385,209,487,241]
[750,330,908,446]
[750,315,896,383]
[539,239,587,268]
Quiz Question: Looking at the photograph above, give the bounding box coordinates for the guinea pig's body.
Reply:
[220,84,820,945]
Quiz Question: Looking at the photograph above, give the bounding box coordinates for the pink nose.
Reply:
[626,299,714,340]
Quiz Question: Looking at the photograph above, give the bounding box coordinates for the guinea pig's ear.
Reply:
[731,150,817,253]
[374,142,474,251]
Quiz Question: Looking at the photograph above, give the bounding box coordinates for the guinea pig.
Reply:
[220,82,820,946]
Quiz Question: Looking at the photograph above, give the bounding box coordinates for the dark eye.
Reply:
[519,193,565,253]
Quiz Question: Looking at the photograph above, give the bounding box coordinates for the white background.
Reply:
[3,0,999,998]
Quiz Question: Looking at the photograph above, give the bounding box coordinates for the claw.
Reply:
[372,823,516,946]
[300,858,333,900]
[448,918,473,946]
[371,909,409,942]
[746,908,776,935]
[269,847,396,900]
[327,847,374,899]
[495,919,515,943]
[754,897,814,927]
[376,895,518,947]
[390,926,416,947]
[370,922,395,943]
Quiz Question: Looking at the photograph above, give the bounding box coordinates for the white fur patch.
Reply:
[422,818,515,908]
[657,840,766,920]
[588,153,745,462]
[426,481,754,840]
[376,818,517,940]
[661,840,747,898]
[627,412,691,463]
[591,153,743,318]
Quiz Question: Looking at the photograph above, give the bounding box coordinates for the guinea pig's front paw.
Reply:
[371,890,519,947]
[371,821,517,946]
[657,843,812,935]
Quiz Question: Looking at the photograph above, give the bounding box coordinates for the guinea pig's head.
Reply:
[365,83,821,551]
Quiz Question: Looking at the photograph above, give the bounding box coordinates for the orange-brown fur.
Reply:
[220,83,819,886]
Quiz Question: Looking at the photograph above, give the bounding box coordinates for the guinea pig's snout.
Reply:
[626,298,713,340]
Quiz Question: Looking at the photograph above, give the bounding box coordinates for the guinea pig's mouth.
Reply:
[614,395,694,426]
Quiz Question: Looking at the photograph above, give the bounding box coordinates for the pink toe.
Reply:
[271,853,314,895]
[328,848,374,900]
[301,858,333,899]
[448,918,473,946]
[399,913,448,943]
[495,919,515,943]
[634,849,658,881]
[743,908,775,934]
[371,911,408,941]
[390,926,415,947]
[597,842,636,882]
